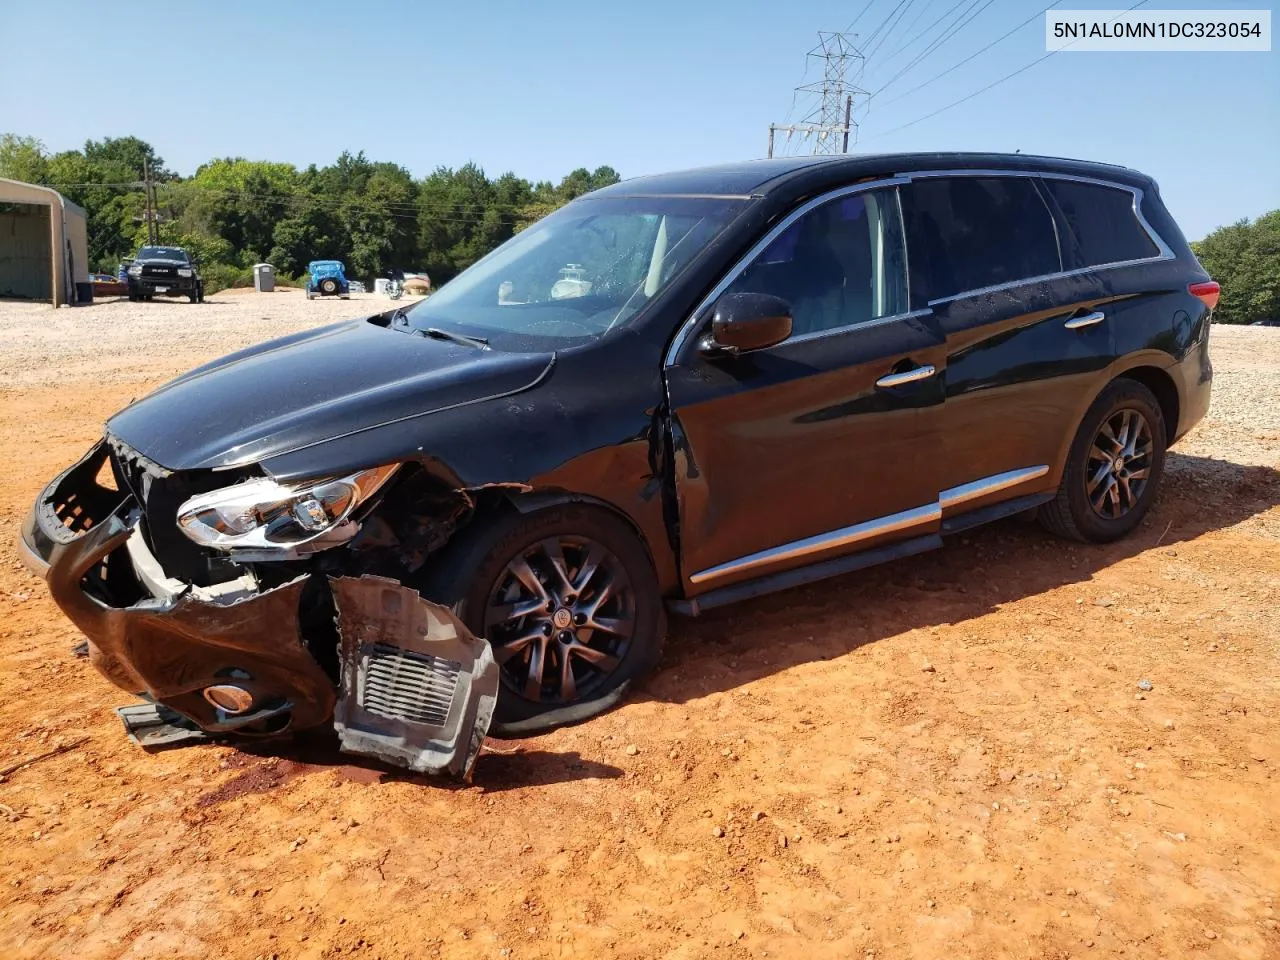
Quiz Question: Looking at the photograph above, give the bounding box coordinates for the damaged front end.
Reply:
[19,439,498,779]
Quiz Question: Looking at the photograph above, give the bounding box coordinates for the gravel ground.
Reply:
[0,295,1277,960]
[0,289,409,388]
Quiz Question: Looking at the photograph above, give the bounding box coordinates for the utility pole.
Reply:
[767,31,868,157]
[142,158,156,244]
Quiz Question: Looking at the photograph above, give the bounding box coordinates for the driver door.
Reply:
[664,185,949,596]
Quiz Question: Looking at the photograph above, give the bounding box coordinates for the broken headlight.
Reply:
[176,465,398,552]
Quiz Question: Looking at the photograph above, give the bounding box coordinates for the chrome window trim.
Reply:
[688,464,1050,587]
[781,307,935,347]
[663,176,912,367]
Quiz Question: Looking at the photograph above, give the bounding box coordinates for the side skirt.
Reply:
[667,533,942,616]
[666,489,1057,617]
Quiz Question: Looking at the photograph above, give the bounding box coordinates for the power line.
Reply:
[864,0,917,60]
[843,0,880,35]
[860,1,911,52]
[859,0,1151,143]
[889,0,944,54]
[879,0,969,61]
[878,1,1063,107]
[872,0,994,97]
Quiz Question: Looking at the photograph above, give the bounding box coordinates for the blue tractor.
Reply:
[305,260,350,300]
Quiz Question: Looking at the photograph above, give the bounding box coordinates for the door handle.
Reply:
[875,364,936,389]
[1064,310,1105,330]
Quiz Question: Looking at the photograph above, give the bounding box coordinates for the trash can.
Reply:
[253,263,276,293]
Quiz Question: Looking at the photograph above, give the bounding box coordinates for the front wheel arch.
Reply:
[416,497,666,730]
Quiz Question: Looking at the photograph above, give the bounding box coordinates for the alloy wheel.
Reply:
[482,535,634,705]
[1086,407,1154,520]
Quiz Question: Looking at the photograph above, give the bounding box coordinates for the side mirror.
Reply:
[704,292,793,355]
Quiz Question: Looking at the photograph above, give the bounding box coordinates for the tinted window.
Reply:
[900,177,1061,303]
[1042,179,1158,268]
[723,189,908,337]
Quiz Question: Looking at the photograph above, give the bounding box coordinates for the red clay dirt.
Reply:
[0,297,1276,959]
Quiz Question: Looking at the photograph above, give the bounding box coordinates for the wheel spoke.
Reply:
[570,644,621,672]
[540,538,574,598]
[585,615,632,638]
[558,644,578,702]
[524,635,549,701]
[582,576,615,617]
[1127,466,1150,481]
[1089,443,1113,464]
[489,597,547,626]
[1098,420,1122,453]
[509,556,550,604]
[1115,411,1133,452]
[1087,460,1113,495]
[1106,482,1121,517]
[572,542,609,594]
[1116,474,1134,511]
[493,628,542,665]
[1091,477,1112,513]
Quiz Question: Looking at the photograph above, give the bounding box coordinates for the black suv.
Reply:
[21,153,1216,776]
[127,246,204,303]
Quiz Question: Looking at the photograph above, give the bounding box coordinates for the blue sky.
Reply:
[1,0,1275,238]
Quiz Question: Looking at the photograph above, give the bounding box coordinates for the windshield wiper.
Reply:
[421,327,490,349]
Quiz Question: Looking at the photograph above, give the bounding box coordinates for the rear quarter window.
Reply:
[1041,179,1159,268]
[899,176,1062,304]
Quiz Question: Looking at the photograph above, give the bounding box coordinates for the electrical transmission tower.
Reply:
[768,31,868,158]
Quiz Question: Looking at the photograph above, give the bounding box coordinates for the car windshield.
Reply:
[137,247,188,262]
[400,195,746,348]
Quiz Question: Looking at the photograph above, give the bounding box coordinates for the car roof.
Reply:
[591,152,1152,199]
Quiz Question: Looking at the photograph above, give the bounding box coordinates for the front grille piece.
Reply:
[360,644,461,727]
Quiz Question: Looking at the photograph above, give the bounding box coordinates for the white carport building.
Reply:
[0,178,90,306]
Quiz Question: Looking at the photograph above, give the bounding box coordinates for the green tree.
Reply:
[0,134,50,183]
[84,136,172,180]
[1193,211,1280,325]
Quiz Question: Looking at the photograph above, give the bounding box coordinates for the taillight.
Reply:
[1188,280,1220,311]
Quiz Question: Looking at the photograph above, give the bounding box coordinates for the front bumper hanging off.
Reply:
[20,439,498,779]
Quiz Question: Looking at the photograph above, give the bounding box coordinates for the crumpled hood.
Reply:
[107,319,554,471]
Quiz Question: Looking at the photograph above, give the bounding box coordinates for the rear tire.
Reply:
[1039,378,1166,543]
[419,503,665,727]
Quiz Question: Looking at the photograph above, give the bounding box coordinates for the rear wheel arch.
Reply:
[1114,365,1180,447]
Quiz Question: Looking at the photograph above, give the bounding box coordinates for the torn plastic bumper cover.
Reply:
[332,577,497,778]
[21,442,498,779]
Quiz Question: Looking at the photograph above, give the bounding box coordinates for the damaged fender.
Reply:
[331,576,498,780]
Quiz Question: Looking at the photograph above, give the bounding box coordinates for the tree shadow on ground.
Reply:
[644,452,1280,706]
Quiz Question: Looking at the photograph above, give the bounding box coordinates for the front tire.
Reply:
[1039,378,1166,543]
[420,503,665,728]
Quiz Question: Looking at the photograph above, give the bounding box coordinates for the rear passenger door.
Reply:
[899,173,1118,521]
